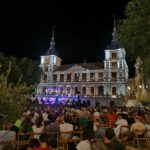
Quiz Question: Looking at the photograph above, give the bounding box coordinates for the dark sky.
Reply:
[0,0,129,64]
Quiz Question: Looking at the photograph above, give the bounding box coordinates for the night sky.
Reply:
[0,0,129,64]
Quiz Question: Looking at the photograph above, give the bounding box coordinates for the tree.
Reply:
[19,57,42,85]
[0,53,41,122]
[0,53,41,85]
[118,0,150,77]
[0,62,31,122]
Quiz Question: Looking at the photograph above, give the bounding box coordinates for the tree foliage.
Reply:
[0,53,41,122]
[118,0,150,77]
[0,63,30,122]
[0,53,41,85]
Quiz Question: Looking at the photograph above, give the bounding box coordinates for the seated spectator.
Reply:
[93,108,100,121]
[42,110,49,123]
[0,122,16,150]
[76,121,107,150]
[144,118,150,137]
[130,116,145,135]
[104,128,136,150]
[12,114,24,134]
[19,117,33,133]
[32,119,45,139]
[60,115,73,140]
[19,117,33,140]
[107,109,117,122]
[45,114,60,137]
[127,112,135,125]
[95,116,107,139]
[114,114,128,138]
[35,134,49,150]
[48,137,57,150]
[27,138,40,150]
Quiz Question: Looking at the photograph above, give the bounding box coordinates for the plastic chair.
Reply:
[120,125,131,139]
[15,132,33,150]
[132,129,147,150]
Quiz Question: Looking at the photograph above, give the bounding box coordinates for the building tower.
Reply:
[37,27,62,94]
[103,20,128,98]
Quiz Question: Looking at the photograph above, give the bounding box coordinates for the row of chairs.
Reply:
[119,125,150,150]
[132,129,150,150]
[96,123,150,150]
[0,130,83,150]
[58,130,83,150]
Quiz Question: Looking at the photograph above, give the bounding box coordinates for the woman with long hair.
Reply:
[76,120,107,150]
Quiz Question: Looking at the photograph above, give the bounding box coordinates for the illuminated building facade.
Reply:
[37,23,128,105]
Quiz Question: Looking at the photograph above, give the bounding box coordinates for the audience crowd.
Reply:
[0,102,150,150]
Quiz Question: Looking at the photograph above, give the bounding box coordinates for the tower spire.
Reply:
[48,25,55,54]
[106,19,122,49]
[112,19,117,43]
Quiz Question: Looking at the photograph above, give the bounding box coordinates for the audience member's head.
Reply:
[105,128,115,140]
[48,137,57,149]
[50,114,57,123]
[134,116,140,122]
[90,138,107,150]
[64,115,71,123]
[82,121,95,140]
[39,134,48,144]
[100,115,107,124]
[28,138,40,149]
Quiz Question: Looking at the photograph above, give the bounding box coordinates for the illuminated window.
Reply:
[82,73,87,81]
[90,73,95,81]
[112,62,117,68]
[98,86,103,96]
[60,87,63,94]
[91,87,94,95]
[67,74,71,82]
[75,87,79,95]
[82,87,86,95]
[98,73,103,81]
[112,53,117,59]
[45,58,49,64]
[66,87,70,94]
[53,74,57,82]
[112,87,117,95]
[60,74,64,82]
[74,73,79,82]
[111,72,117,81]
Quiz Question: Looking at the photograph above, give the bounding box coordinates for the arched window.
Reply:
[82,87,86,95]
[75,87,78,95]
[112,87,116,95]
[98,86,103,96]
[66,87,70,95]
[60,87,63,94]
[91,87,94,96]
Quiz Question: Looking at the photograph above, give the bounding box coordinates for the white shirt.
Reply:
[42,112,48,121]
[60,123,73,139]
[93,111,100,118]
[145,124,150,137]
[32,125,44,139]
[76,140,91,150]
[0,130,16,150]
[114,118,128,137]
